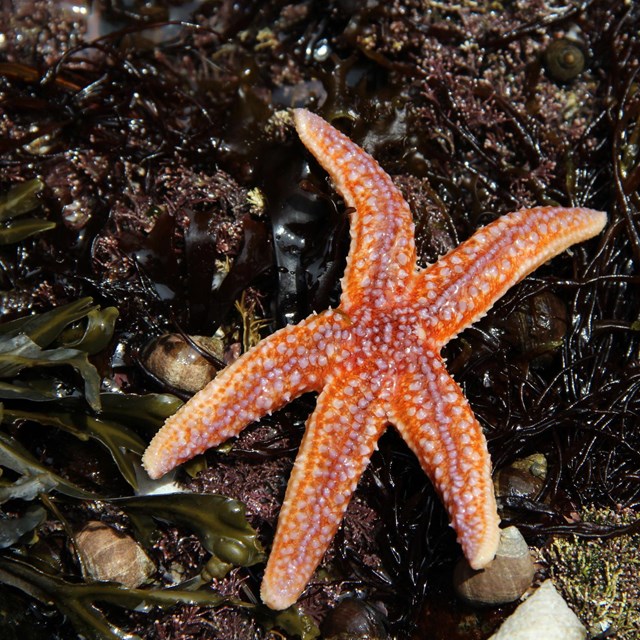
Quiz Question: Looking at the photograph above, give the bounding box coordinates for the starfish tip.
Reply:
[467,527,502,570]
[292,107,313,130]
[591,208,608,233]
[260,579,295,611]
[140,448,163,480]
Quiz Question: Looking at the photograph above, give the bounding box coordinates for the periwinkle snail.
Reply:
[321,598,388,639]
[142,334,224,393]
[543,38,585,82]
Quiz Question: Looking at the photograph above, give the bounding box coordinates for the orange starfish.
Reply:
[143,109,607,610]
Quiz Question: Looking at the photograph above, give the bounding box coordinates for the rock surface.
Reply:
[489,580,587,639]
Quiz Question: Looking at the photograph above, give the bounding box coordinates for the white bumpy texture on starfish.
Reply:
[143,108,607,610]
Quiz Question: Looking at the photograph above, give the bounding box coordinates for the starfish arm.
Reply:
[142,311,347,479]
[416,206,607,345]
[260,370,388,610]
[388,353,500,569]
[293,109,417,311]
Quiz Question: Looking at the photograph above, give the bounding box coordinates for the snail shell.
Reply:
[494,453,547,501]
[321,598,389,639]
[75,521,155,588]
[453,526,535,606]
[543,38,585,82]
[142,333,224,393]
[497,291,567,366]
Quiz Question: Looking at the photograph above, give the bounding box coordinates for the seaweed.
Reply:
[0,555,290,640]
[0,298,117,410]
[0,430,99,500]
[0,180,55,245]
[2,409,145,490]
[0,553,318,640]
[0,334,102,411]
[542,506,640,639]
[115,493,265,571]
[0,505,46,549]
[0,294,320,638]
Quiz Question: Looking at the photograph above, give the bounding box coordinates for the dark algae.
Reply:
[0,1,639,638]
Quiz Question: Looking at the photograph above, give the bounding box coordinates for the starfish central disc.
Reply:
[142,109,607,611]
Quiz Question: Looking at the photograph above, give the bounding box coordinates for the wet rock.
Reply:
[489,580,587,639]
[75,521,155,588]
[321,598,389,640]
[143,333,224,393]
[454,526,535,606]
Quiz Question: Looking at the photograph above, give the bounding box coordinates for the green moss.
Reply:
[543,507,640,639]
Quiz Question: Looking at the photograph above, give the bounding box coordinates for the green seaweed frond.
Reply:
[0,179,55,245]
[0,297,318,639]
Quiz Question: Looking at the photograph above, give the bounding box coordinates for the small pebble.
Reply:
[454,526,535,606]
[489,580,587,639]
[498,291,567,364]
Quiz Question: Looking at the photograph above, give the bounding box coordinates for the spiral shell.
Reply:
[321,598,389,639]
[453,526,535,606]
[76,522,155,588]
[544,38,585,82]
